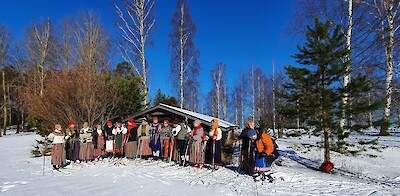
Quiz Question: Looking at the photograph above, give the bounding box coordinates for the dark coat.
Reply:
[104,125,114,140]
[238,127,251,150]
[127,127,138,142]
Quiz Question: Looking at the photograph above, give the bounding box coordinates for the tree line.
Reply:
[1,0,399,149]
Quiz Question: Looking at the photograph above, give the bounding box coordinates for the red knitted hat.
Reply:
[69,121,75,126]
[107,121,112,126]
[128,118,135,124]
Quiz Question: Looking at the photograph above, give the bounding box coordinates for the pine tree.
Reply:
[279,17,383,171]
[153,89,178,107]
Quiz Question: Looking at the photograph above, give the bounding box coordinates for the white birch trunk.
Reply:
[115,0,155,108]
[179,3,185,109]
[1,70,5,136]
[340,0,353,132]
[251,66,255,121]
[1,27,9,137]
[381,0,398,135]
[272,61,276,136]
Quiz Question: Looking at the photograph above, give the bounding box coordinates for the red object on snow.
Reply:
[321,161,334,172]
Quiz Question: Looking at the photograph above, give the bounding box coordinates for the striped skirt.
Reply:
[125,141,137,158]
[189,140,205,164]
[51,143,66,166]
[79,142,93,161]
[161,137,172,158]
[137,137,152,157]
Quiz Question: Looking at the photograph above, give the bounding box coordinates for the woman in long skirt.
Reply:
[79,122,94,162]
[137,118,151,158]
[125,118,138,158]
[160,120,172,159]
[150,116,162,158]
[189,120,206,168]
[171,120,180,162]
[65,121,80,163]
[209,119,223,167]
[112,122,127,158]
[48,124,66,169]
[93,124,105,159]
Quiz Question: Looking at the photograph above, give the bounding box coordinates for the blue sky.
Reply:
[0,0,302,102]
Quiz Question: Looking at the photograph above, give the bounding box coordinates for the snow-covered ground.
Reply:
[0,130,399,195]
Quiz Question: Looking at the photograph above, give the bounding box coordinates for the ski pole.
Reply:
[237,140,242,175]
[43,136,47,176]
[169,139,174,163]
[136,138,141,159]
[212,139,216,173]
[183,138,191,166]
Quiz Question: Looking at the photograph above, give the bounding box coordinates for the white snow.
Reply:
[0,130,399,195]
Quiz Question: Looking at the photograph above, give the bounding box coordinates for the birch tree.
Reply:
[70,12,110,70]
[369,0,400,135]
[340,0,353,137]
[26,20,57,97]
[232,85,241,126]
[169,0,200,110]
[209,62,227,119]
[58,20,73,70]
[0,25,11,137]
[115,0,156,107]
[250,66,255,122]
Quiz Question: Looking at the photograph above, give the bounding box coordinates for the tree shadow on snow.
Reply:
[279,150,321,171]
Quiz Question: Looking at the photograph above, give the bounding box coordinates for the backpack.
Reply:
[271,138,280,161]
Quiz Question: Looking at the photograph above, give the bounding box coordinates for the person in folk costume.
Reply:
[112,122,128,158]
[47,124,66,170]
[149,116,162,159]
[238,119,255,173]
[172,119,192,164]
[160,120,172,160]
[188,119,207,168]
[209,119,223,167]
[79,122,94,162]
[246,129,275,178]
[104,121,114,157]
[171,120,180,161]
[93,124,106,160]
[65,121,80,163]
[137,118,151,158]
[125,118,138,159]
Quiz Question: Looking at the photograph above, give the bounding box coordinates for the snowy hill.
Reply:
[0,131,399,195]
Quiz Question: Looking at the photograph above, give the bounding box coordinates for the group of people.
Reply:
[238,119,279,180]
[46,116,224,170]
[47,116,278,180]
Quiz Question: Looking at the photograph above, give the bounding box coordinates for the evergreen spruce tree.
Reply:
[279,17,382,172]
